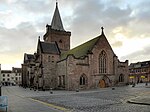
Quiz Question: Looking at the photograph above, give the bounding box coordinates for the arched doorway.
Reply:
[99,79,105,88]
[99,75,111,88]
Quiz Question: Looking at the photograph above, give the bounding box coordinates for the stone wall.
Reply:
[57,59,67,89]
[44,27,71,52]
[41,53,59,89]
[117,60,129,85]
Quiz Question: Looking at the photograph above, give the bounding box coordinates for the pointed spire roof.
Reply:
[51,1,65,31]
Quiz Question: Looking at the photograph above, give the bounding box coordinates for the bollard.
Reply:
[145,83,148,86]
[50,88,53,94]
[112,87,115,90]
[76,89,79,92]
[132,83,135,87]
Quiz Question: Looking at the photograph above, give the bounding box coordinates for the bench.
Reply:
[0,96,8,112]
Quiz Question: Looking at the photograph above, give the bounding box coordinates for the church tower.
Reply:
[43,2,71,53]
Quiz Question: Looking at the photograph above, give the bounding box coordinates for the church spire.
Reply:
[51,1,65,31]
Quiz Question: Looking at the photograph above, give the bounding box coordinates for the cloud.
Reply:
[0,21,43,69]
[121,45,150,63]
[111,41,123,48]
[0,22,38,53]
[63,0,134,48]
[16,0,51,14]
[0,0,150,69]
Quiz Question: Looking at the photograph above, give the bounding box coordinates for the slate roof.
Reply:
[24,53,34,63]
[12,67,21,73]
[129,61,150,68]
[26,54,34,60]
[61,36,100,60]
[51,2,65,31]
[40,41,60,54]
[1,70,12,73]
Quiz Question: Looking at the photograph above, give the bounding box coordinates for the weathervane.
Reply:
[56,0,58,5]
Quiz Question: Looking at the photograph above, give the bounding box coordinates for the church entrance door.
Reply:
[99,79,105,88]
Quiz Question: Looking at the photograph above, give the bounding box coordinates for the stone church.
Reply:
[22,2,129,90]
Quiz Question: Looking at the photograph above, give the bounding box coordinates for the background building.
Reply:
[12,67,22,85]
[1,67,21,86]
[129,61,150,84]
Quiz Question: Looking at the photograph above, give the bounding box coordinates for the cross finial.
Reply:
[56,0,58,5]
[101,26,104,35]
[38,36,40,41]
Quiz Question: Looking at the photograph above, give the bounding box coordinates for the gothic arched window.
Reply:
[119,74,124,82]
[80,74,87,85]
[99,51,107,74]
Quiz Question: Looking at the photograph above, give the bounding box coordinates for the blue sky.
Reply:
[0,0,150,70]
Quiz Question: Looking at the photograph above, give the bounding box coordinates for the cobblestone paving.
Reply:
[32,85,150,112]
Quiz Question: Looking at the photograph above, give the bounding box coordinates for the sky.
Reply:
[0,0,150,70]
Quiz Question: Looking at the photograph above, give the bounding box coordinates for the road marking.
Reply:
[29,98,71,112]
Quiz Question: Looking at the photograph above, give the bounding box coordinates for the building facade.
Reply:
[21,53,35,88]
[1,67,21,86]
[22,2,129,90]
[129,61,150,84]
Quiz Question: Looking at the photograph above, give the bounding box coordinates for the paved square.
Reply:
[1,83,150,112]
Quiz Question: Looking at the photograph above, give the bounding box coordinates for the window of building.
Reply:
[16,77,18,80]
[58,76,65,86]
[99,51,107,73]
[62,75,65,85]
[7,78,10,81]
[3,78,5,81]
[119,74,124,82]
[3,74,5,77]
[48,56,51,62]
[80,74,87,85]
[16,73,17,76]
[51,56,54,63]
[7,74,9,77]
[58,76,61,86]
[11,77,14,79]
